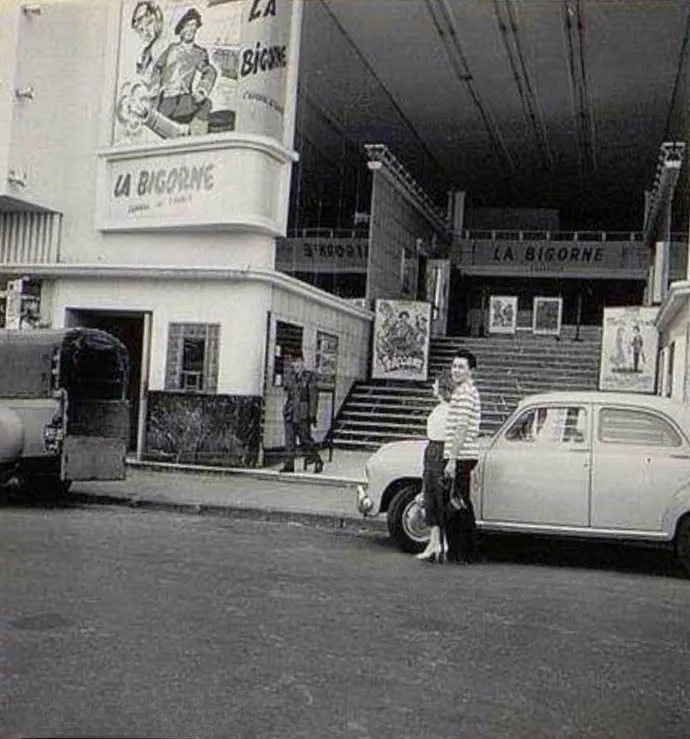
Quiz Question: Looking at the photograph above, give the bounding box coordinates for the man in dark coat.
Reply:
[282,350,323,473]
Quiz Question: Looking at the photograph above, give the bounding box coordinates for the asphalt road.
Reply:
[1,504,690,739]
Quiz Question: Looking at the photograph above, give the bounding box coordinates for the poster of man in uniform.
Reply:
[599,306,659,392]
[372,300,431,381]
[113,0,294,145]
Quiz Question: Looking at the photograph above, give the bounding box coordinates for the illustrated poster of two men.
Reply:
[115,1,241,142]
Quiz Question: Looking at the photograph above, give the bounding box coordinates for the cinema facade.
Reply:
[0,0,688,466]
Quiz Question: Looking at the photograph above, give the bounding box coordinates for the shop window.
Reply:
[165,323,219,393]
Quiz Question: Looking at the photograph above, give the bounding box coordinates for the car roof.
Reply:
[516,390,690,423]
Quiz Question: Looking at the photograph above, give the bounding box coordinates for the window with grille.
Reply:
[165,323,220,393]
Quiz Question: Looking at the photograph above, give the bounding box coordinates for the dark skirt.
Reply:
[422,440,446,527]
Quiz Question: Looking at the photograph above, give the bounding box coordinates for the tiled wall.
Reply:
[145,391,261,467]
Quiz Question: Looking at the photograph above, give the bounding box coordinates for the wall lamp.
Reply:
[22,4,42,15]
[14,86,35,101]
[7,170,27,188]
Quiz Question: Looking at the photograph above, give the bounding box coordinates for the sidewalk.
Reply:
[68,448,383,532]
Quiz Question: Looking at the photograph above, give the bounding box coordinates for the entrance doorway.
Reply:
[65,310,149,452]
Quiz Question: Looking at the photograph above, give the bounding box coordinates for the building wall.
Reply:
[263,286,371,449]
[50,274,271,394]
[367,165,442,302]
[0,2,114,211]
[657,296,690,401]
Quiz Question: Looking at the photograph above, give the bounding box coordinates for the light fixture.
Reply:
[7,170,27,187]
[14,86,35,101]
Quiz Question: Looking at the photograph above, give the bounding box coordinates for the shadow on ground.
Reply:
[365,530,687,579]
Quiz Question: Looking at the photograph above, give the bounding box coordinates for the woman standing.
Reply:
[415,369,455,562]
[443,349,482,563]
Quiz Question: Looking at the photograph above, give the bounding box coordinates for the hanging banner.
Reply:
[599,306,659,393]
[372,300,431,381]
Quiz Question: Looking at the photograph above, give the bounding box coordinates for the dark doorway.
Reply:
[64,310,146,452]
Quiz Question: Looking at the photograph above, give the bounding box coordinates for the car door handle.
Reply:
[670,453,690,459]
[568,447,590,453]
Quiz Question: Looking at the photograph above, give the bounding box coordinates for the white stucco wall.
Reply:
[61,230,276,271]
[263,285,371,448]
[656,283,690,402]
[50,275,272,395]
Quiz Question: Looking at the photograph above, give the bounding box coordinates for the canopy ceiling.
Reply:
[298,0,690,230]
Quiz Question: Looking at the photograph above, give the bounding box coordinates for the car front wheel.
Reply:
[675,515,690,576]
[387,482,429,553]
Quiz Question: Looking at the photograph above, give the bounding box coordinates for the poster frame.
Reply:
[598,306,659,393]
[532,296,563,336]
[371,299,432,381]
[488,295,518,335]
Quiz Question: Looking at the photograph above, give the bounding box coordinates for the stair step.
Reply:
[332,330,602,451]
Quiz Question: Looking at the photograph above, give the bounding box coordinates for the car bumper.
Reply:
[356,484,374,515]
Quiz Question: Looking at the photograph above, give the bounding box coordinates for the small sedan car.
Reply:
[355,391,690,574]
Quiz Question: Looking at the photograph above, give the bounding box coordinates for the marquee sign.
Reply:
[458,240,650,278]
[275,238,368,272]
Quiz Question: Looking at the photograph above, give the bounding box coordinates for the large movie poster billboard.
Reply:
[599,306,659,393]
[113,0,294,146]
[372,300,431,381]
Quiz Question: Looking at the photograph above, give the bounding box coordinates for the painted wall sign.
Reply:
[113,0,295,146]
[275,238,368,272]
[372,299,431,381]
[599,306,659,393]
[102,144,283,228]
[235,0,293,141]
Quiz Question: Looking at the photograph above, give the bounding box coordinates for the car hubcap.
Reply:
[402,499,430,543]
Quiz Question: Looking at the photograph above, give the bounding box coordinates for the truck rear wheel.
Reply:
[27,475,72,500]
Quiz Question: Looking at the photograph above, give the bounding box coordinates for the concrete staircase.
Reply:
[330,325,602,451]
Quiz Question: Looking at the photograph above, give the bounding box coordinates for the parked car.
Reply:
[355,391,690,574]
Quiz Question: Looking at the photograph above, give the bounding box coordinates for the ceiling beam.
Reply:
[644,142,685,246]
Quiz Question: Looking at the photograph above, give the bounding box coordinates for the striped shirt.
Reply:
[443,378,481,460]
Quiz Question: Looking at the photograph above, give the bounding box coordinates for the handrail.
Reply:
[286,227,690,243]
[461,229,688,243]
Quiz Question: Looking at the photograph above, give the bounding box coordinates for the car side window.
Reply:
[598,408,682,447]
[505,406,587,444]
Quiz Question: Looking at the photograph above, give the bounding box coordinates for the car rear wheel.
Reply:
[675,515,690,576]
[387,482,429,553]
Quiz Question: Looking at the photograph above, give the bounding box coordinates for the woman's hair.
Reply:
[455,348,477,370]
[436,369,455,401]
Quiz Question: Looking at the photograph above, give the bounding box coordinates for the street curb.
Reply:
[126,459,365,488]
[68,490,386,534]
